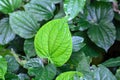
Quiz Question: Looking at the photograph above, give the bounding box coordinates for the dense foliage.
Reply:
[0,0,120,80]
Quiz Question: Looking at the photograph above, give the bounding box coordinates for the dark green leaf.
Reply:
[5,72,19,80]
[5,55,19,72]
[24,39,36,58]
[24,58,43,69]
[0,0,22,14]
[97,0,117,2]
[34,18,72,66]
[93,65,117,80]
[102,57,120,67]
[18,73,30,80]
[28,64,56,80]
[86,2,114,23]
[0,18,15,45]
[24,0,55,21]
[76,52,90,72]
[88,22,116,51]
[48,0,62,4]
[9,11,40,39]
[72,36,86,52]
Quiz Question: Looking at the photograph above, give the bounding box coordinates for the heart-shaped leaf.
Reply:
[24,0,55,21]
[88,22,116,51]
[9,11,40,39]
[34,18,72,66]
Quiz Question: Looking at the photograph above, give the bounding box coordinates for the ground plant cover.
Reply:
[0,0,120,80]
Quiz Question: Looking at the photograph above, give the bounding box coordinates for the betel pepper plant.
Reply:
[0,0,120,80]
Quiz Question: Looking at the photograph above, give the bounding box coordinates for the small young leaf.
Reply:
[56,71,83,80]
[72,36,86,52]
[0,0,22,14]
[34,18,72,66]
[64,0,86,20]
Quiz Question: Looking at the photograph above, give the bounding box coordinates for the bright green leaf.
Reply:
[56,71,83,80]
[34,18,72,66]
[0,56,7,80]
[115,68,120,80]
[102,57,120,67]
[64,0,86,20]
[0,0,22,14]
[9,11,40,39]
[0,18,15,45]
[24,0,55,21]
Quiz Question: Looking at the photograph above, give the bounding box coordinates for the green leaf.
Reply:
[24,39,36,58]
[18,73,30,80]
[97,0,117,2]
[5,72,19,80]
[24,0,55,21]
[34,18,72,66]
[88,22,116,51]
[64,0,86,20]
[72,36,86,52]
[76,52,90,73]
[5,55,19,72]
[9,11,40,39]
[0,0,22,14]
[73,32,100,57]
[0,56,7,80]
[102,57,120,67]
[24,58,43,69]
[56,71,83,80]
[48,0,62,4]
[115,68,120,80]
[86,2,114,23]
[28,64,56,80]
[0,18,15,45]
[93,65,117,80]
[116,27,120,41]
